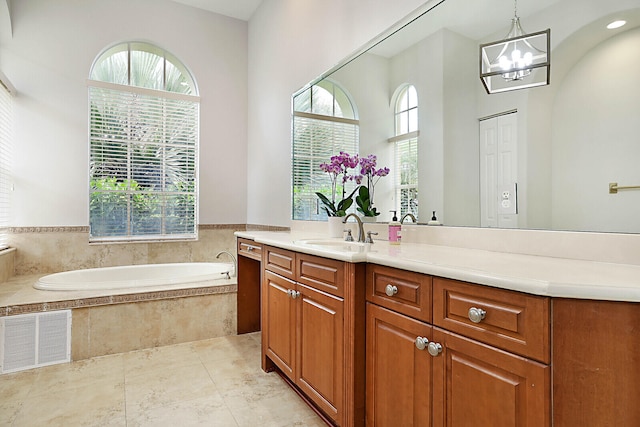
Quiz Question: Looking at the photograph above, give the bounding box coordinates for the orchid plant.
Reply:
[316,152,360,217]
[354,154,390,217]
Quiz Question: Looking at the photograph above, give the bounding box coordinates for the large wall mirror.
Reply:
[292,0,640,234]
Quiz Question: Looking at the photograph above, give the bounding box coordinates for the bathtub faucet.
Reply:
[215,251,237,278]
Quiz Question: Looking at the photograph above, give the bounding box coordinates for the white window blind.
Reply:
[89,83,198,241]
[0,81,13,250]
[394,136,419,218]
[292,113,359,220]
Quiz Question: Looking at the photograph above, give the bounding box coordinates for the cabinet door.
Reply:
[431,327,550,427]
[263,270,297,379]
[296,283,344,424]
[366,303,432,427]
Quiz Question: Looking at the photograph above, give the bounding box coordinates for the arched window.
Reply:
[88,42,199,242]
[391,85,419,218]
[292,79,359,220]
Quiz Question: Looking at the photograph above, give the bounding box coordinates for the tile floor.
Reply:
[0,333,327,426]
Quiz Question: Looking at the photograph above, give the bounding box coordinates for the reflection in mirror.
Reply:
[292,80,359,220]
[292,0,640,234]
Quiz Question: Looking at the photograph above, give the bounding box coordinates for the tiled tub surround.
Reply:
[0,273,238,361]
[7,225,245,276]
[0,248,15,282]
[0,224,280,363]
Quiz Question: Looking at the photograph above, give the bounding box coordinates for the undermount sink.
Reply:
[294,239,370,252]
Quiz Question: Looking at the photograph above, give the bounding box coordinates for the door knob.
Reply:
[427,342,442,357]
[415,336,429,350]
[385,284,398,296]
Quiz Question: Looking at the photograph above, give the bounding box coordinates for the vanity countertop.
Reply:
[236,230,640,302]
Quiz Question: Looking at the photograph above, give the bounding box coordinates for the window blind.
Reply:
[0,82,13,249]
[89,84,198,241]
[394,136,419,218]
[292,113,359,220]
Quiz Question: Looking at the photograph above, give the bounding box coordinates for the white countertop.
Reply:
[236,230,640,302]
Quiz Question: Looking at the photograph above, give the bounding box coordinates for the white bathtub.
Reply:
[34,262,234,291]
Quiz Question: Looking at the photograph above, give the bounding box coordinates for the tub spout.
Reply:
[215,251,237,278]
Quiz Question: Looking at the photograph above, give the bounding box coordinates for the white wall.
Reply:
[0,0,248,226]
[551,27,640,233]
[246,0,430,227]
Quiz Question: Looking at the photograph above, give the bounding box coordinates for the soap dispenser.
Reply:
[388,210,401,245]
[427,211,442,226]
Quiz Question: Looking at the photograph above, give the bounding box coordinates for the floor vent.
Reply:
[1,310,71,374]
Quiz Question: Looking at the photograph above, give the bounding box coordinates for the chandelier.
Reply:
[480,1,550,94]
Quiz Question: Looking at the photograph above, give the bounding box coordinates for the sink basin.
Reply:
[294,239,370,252]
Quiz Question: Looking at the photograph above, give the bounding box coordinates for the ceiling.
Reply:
[170,0,263,21]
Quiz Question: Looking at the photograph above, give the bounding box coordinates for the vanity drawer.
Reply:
[264,245,296,280]
[237,238,263,261]
[297,253,345,298]
[433,277,550,363]
[366,264,432,323]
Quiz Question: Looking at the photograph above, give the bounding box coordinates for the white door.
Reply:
[480,113,518,228]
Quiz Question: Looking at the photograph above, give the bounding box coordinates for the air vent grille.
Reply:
[1,310,71,374]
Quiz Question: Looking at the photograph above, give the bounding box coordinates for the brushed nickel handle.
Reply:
[385,284,398,296]
[415,336,429,350]
[427,342,442,357]
[291,290,301,299]
[247,246,254,251]
[468,307,487,323]
[286,289,293,298]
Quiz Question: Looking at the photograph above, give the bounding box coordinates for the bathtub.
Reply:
[33,262,234,291]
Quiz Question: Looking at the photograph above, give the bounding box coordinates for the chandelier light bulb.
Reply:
[524,51,533,66]
[499,55,511,70]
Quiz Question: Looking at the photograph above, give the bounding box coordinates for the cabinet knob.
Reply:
[247,246,254,252]
[286,289,293,298]
[385,284,398,296]
[415,336,429,350]
[468,307,487,323]
[427,342,443,357]
[291,290,301,299]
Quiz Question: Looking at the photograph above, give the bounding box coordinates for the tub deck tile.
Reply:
[0,273,237,317]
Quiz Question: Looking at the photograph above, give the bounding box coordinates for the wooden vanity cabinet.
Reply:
[262,245,365,427]
[366,303,432,426]
[365,264,551,427]
[236,238,263,334]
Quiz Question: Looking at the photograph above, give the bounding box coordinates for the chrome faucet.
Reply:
[343,213,365,242]
[215,250,237,278]
[401,213,417,224]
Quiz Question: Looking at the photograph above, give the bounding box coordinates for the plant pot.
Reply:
[327,216,345,238]
[360,216,378,223]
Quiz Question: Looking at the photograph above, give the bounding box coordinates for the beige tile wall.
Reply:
[71,292,237,360]
[9,225,244,275]
[0,248,15,282]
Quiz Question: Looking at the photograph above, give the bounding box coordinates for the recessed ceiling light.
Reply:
[607,20,627,29]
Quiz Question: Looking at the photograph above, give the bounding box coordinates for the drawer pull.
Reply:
[427,342,443,357]
[385,284,399,296]
[247,246,254,251]
[415,336,429,350]
[468,307,486,323]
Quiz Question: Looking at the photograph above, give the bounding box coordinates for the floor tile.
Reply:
[11,382,126,426]
[127,395,239,427]
[30,353,124,397]
[125,361,220,414]
[2,334,325,427]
